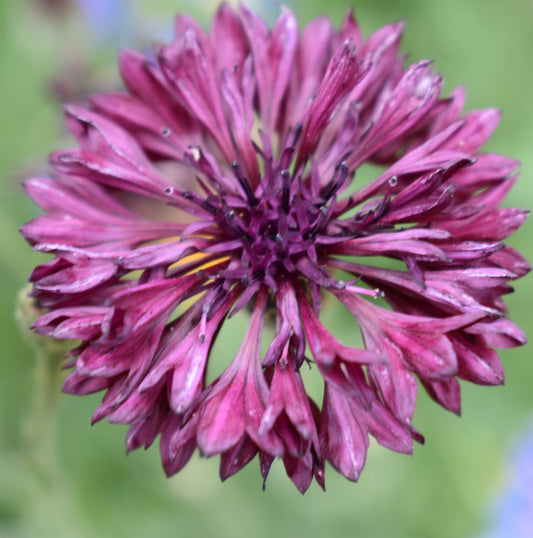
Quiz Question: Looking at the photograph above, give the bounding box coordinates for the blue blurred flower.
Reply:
[75,0,134,46]
[479,421,533,537]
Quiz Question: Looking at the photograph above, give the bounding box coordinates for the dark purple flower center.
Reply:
[181,129,358,292]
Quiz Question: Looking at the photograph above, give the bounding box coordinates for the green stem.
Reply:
[21,344,66,483]
[16,285,70,484]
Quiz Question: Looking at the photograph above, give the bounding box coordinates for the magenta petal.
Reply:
[240,5,298,135]
[159,28,235,161]
[211,3,250,75]
[50,147,167,200]
[107,384,163,425]
[23,175,135,220]
[450,207,528,242]
[444,108,501,153]
[322,385,368,482]
[259,351,320,460]
[489,245,531,278]
[351,61,443,166]
[196,374,246,456]
[299,287,384,366]
[336,291,489,382]
[422,377,462,415]
[64,105,165,183]
[454,334,504,385]
[243,363,285,457]
[118,49,200,153]
[297,38,364,168]
[32,306,112,340]
[125,399,166,452]
[468,319,527,349]
[283,450,314,494]
[284,16,333,131]
[367,350,419,424]
[90,92,168,139]
[364,400,414,454]
[141,291,237,413]
[346,21,403,113]
[161,413,198,477]
[33,259,117,294]
[219,435,258,481]
[333,228,451,260]
[451,153,519,193]
[220,64,258,184]
[261,362,315,441]
[197,290,283,458]
[62,369,113,395]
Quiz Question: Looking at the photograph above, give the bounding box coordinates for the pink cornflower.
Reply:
[21,3,528,492]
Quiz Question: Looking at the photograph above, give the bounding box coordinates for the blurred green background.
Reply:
[1,0,532,537]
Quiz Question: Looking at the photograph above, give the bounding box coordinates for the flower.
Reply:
[478,420,533,538]
[21,3,528,492]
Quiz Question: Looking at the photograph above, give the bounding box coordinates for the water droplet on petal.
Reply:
[190,146,201,162]
[414,73,433,97]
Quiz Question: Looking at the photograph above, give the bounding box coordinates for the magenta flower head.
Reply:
[21,3,529,492]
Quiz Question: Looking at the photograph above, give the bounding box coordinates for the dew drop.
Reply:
[388,176,398,187]
[414,74,432,97]
[190,146,201,162]
[164,186,175,195]
[161,126,171,137]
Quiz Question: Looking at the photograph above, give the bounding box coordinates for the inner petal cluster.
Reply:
[184,139,355,294]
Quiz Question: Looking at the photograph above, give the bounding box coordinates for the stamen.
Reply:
[320,161,349,201]
[281,169,291,213]
[342,284,384,298]
[232,161,257,207]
